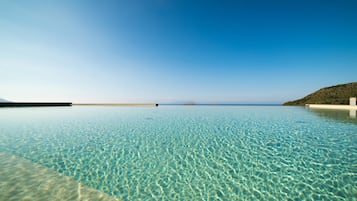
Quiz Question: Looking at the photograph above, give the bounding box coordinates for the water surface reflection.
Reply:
[308,108,357,125]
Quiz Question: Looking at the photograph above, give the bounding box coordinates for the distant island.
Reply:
[0,98,10,102]
[283,82,357,106]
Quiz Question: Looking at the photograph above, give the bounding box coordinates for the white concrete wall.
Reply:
[350,97,356,106]
[306,104,357,110]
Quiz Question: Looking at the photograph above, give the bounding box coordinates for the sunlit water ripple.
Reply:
[0,106,356,200]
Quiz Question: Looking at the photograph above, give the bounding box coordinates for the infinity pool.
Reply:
[0,106,356,200]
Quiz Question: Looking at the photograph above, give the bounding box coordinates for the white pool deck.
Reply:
[306,104,357,110]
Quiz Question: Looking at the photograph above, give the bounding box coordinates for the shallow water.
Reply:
[0,152,119,201]
[0,106,356,200]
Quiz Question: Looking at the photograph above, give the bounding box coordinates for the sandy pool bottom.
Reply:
[0,152,119,201]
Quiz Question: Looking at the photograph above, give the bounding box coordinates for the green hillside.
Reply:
[283,82,357,106]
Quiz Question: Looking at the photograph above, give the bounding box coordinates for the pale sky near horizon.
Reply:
[1,0,357,104]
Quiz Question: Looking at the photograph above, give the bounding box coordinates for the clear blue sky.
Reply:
[1,0,356,103]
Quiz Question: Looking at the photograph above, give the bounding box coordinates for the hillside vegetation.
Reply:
[283,82,357,106]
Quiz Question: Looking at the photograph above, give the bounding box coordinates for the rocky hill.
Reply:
[283,82,357,106]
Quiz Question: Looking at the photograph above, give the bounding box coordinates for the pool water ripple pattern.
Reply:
[0,106,356,200]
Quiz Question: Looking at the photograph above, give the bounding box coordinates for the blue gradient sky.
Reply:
[1,0,356,103]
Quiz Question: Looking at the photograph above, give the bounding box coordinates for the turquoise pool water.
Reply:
[0,106,356,200]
